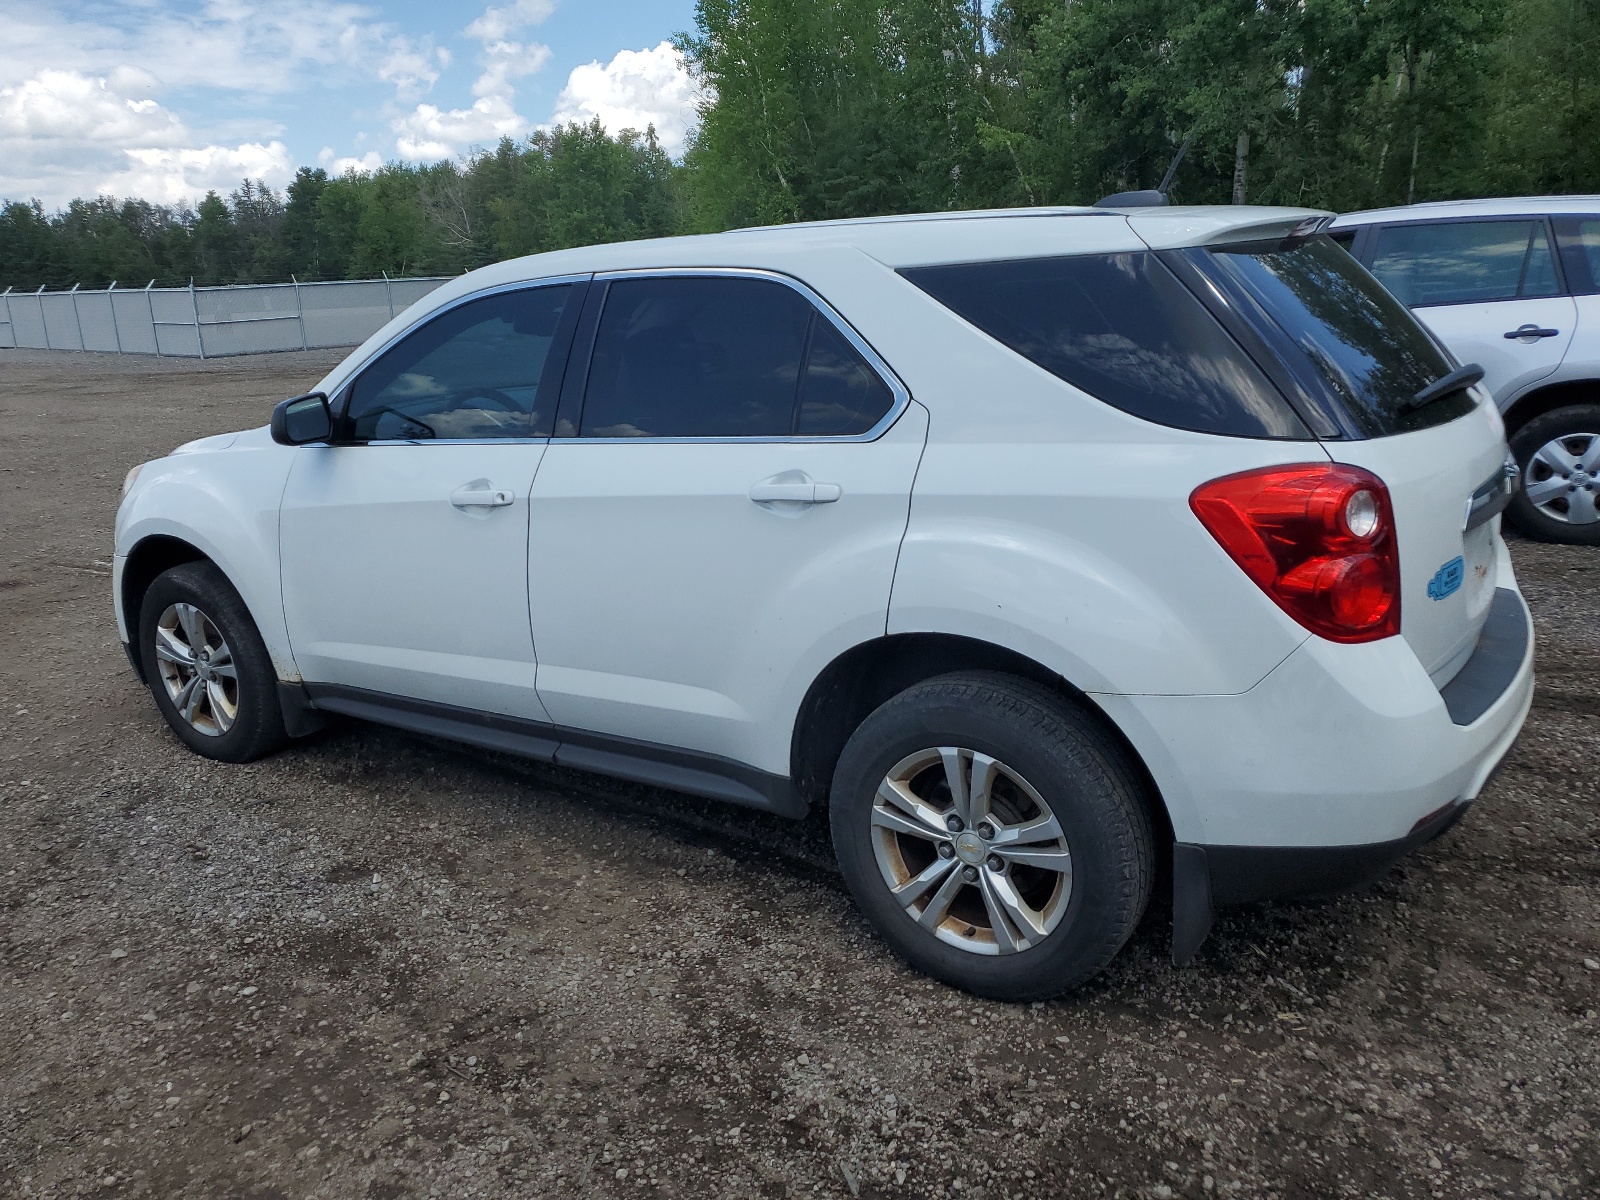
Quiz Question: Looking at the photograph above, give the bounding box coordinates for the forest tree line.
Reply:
[3,0,1596,290]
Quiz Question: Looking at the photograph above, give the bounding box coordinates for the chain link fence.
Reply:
[0,275,451,359]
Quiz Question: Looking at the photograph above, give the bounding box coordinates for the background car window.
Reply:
[795,317,895,435]
[1554,217,1600,294]
[901,253,1310,439]
[581,276,813,437]
[1369,220,1561,307]
[345,285,573,441]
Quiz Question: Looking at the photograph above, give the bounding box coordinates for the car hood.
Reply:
[169,426,272,456]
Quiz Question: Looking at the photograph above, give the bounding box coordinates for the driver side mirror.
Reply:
[271,392,333,445]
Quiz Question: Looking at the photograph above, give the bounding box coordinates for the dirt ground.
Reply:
[0,347,1596,1200]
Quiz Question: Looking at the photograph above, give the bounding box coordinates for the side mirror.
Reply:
[271,392,333,445]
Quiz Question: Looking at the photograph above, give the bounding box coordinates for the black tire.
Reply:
[1506,402,1600,545]
[138,561,288,762]
[829,671,1155,1001]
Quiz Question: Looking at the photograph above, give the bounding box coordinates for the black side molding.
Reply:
[301,683,807,819]
[1439,588,1530,726]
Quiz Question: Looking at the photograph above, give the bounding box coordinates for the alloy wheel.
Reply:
[871,747,1073,955]
[1522,432,1600,525]
[154,602,238,736]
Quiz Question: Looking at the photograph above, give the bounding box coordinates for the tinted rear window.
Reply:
[900,253,1310,439]
[1194,236,1470,437]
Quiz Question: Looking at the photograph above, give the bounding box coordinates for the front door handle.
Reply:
[1504,325,1560,340]
[749,480,843,504]
[450,484,515,509]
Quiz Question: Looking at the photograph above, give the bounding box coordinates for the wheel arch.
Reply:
[789,632,1175,846]
[120,535,212,681]
[1502,378,1600,436]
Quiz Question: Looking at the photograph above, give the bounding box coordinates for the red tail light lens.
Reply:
[1190,463,1401,643]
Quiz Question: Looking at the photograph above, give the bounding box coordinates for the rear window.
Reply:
[1191,236,1471,437]
[900,253,1310,439]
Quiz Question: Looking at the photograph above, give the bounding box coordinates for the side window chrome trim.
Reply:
[331,273,593,442]
[582,265,912,444]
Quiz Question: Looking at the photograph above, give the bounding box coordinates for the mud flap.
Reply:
[1171,842,1213,966]
[277,681,327,738]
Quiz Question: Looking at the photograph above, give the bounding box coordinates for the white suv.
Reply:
[1331,197,1600,543]
[115,206,1534,999]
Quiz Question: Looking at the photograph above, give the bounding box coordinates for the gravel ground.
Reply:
[1,347,1596,1200]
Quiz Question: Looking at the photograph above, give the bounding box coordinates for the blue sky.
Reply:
[1,0,702,210]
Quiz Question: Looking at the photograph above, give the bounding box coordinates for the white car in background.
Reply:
[115,206,1533,999]
[1332,197,1600,543]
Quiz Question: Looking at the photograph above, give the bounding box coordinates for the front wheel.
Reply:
[138,561,288,762]
[1507,403,1600,544]
[829,672,1155,1001]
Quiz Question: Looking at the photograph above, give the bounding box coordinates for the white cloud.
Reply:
[105,142,296,206]
[388,1,556,162]
[318,148,384,176]
[550,42,699,155]
[0,1,444,206]
[463,0,557,43]
[0,69,293,207]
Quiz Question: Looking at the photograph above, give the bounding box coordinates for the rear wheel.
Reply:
[829,671,1154,1000]
[1507,403,1600,544]
[138,561,288,762]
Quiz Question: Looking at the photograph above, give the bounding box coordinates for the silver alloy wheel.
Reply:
[154,602,238,736]
[871,747,1072,956]
[1522,432,1600,525]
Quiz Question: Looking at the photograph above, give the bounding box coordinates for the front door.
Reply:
[280,281,580,719]
[528,272,927,774]
[1366,217,1576,406]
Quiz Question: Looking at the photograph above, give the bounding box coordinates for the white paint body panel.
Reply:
[528,404,928,773]
[1412,297,1575,408]
[1327,396,1508,681]
[113,426,297,678]
[1099,546,1533,847]
[115,202,1534,860]
[278,441,551,720]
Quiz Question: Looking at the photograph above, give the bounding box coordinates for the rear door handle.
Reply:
[748,481,842,504]
[450,484,515,509]
[1504,325,1560,339]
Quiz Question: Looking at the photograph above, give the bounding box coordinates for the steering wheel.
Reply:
[453,386,521,412]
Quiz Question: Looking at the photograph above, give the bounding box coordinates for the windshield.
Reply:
[1188,236,1473,437]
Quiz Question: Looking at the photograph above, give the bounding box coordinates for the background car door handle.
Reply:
[748,481,842,504]
[450,485,515,508]
[1504,325,1560,339]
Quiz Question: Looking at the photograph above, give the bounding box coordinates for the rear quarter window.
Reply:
[899,253,1311,439]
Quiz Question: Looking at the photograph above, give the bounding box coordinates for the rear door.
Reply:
[1364,217,1575,409]
[1193,236,1509,683]
[527,270,926,773]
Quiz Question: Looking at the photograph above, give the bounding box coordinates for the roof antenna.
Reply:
[1097,129,1198,208]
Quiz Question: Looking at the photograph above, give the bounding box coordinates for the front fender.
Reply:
[115,435,297,681]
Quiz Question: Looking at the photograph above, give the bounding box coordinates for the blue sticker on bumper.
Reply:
[1428,556,1464,600]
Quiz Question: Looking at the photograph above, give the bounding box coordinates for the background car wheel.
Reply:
[1506,403,1600,545]
[829,671,1155,1001]
[138,561,288,763]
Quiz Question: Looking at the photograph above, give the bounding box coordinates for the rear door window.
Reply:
[579,274,896,438]
[900,253,1310,439]
[1369,220,1562,307]
[1192,236,1468,437]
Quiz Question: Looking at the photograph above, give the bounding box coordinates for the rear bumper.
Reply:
[1094,583,1534,851]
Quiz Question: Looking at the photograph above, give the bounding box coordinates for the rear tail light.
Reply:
[1190,463,1401,643]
